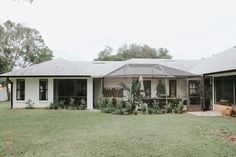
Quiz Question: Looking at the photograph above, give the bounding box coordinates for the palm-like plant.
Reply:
[119,79,141,111]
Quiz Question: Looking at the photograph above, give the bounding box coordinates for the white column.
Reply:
[87,78,93,110]
[48,78,54,103]
[212,76,215,111]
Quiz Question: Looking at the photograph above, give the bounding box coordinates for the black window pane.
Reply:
[39,79,48,100]
[143,80,151,97]
[215,76,234,105]
[16,79,25,100]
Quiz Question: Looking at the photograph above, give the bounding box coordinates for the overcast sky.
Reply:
[0,0,236,61]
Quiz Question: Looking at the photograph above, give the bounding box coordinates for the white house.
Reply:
[1,47,236,112]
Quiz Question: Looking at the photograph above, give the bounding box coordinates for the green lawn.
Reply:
[0,102,236,157]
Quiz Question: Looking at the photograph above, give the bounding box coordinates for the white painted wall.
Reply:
[104,78,131,88]
[11,77,92,109]
[12,78,54,108]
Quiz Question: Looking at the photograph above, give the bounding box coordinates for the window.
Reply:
[215,76,235,105]
[189,80,200,96]
[16,79,25,100]
[169,80,176,97]
[39,79,48,100]
[143,80,151,97]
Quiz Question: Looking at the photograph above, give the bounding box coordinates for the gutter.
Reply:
[0,75,91,78]
[203,69,236,76]
[6,77,13,109]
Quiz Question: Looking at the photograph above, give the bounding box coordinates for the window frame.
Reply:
[215,76,235,106]
[189,80,200,96]
[143,80,151,97]
[188,80,201,105]
[39,79,48,101]
[169,80,177,97]
[16,79,25,101]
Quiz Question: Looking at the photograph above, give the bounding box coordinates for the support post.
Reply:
[87,78,93,110]
[212,76,215,111]
[202,76,205,111]
[186,78,189,106]
[165,76,168,105]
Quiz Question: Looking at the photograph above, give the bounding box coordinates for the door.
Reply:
[189,80,201,105]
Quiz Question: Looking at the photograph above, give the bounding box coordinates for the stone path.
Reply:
[188,111,222,116]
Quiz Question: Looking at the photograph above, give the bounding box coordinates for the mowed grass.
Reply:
[0,102,236,157]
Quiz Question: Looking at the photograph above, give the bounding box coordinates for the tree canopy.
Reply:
[94,44,172,61]
[0,20,53,74]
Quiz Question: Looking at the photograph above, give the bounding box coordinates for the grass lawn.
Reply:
[0,101,236,157]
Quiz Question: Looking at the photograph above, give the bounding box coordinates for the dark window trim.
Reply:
[143,80,151,97]
[169,80,177,97]
[39,79,48,101]
[16,79,25,101]
[214,76,235,106]
[189,80,200,96]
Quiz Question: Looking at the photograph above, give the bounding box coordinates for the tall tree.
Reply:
[157,48,172,59]
[0,20,53,73]
[94,43,172,61]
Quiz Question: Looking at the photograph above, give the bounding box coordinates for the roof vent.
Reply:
[92,62,105,64]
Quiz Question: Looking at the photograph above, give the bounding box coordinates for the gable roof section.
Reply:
[190,46,236,74]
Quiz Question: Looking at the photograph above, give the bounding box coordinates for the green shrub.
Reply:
[48,102,54,109]
[124,101,133,115]
[141,103,147,114]
[160,108,166,114]
[164,102,174,113]
[98,97,110,109]
[148,107,154,114]
[48,100,59,109]
[25,99,34,109]
[99,98,115,113]
[172,106,178,113]
[59,100,65,109]
[133,110,138,115]
[112,108,124,115]
[69,98,76,107]
[54,103,59,109]
[153,100,162,114]
[79,98,87,110]
[176,100,184,113]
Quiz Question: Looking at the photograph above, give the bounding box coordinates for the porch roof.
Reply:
[105,63,197,78]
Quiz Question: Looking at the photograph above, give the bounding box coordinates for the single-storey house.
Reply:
[0,47,236,112]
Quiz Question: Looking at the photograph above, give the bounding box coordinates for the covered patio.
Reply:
[102,63,202,110]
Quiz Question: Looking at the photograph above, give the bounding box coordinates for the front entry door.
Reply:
[189,80,201,104]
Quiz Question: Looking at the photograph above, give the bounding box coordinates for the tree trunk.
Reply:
[5,83,10,101]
